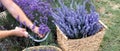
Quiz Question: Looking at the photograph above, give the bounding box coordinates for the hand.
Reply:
[11,27,28,38]
[32,26,45,38]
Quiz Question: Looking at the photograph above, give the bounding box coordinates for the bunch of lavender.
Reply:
[51,0,103,39]
[14,0,51,35]
[14,0,52,20]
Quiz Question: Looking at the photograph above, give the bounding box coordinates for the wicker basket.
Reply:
[56,22,106,51]
[22,45,62,51]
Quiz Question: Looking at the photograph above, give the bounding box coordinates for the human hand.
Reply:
[11,27,28,38]
[31,26,45,38]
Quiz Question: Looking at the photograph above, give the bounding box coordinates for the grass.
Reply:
[92,0,120,51]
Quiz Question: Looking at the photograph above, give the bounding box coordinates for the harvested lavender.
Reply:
[51,0,103,39]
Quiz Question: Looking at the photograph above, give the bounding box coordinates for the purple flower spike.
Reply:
[51,0,103,38]
[39,16,48,24]
[39,23,50,35]
[14,0,52,20]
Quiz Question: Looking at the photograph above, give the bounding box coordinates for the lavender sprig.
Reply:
[39,23,50,35]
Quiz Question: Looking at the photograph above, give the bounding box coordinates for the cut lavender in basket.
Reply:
[51,0,103,39]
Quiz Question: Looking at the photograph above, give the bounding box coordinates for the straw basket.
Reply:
[22,45,62,51]
[56,21,106,51]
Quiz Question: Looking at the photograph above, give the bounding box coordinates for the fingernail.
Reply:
[24,32,29,38]
[24,32,28,35]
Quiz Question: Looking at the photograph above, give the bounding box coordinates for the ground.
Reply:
[94,0,120,51]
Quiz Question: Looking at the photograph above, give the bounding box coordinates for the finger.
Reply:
[19,32,28,38]
[21,29,26,32]
[24,34,28,38]
[20,28,26,31]
[19,28,26,31]
[23,32,29,38]
[17,27,26,30]
[38,34,44,38]
[15,27,26,31]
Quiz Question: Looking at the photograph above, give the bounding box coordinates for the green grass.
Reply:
[93,0,120,51]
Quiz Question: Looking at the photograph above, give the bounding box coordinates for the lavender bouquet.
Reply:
[51,0,103,39]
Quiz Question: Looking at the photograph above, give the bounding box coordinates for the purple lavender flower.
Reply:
[39,23,50,35]
[51,0,103,38]
[14,0,51,35]
[14,0,52,20]
[39,16,48,24]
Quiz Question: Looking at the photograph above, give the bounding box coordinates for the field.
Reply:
[94,0,120,51]
[0,0,120,51]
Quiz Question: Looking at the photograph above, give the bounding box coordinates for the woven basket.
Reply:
[56,22,106,51]
[22,45,62,51]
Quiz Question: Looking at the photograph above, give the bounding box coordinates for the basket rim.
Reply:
[22,45,62,51]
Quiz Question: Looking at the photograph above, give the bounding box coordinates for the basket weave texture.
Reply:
[56,26,105,51]
[22,45,62,51]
